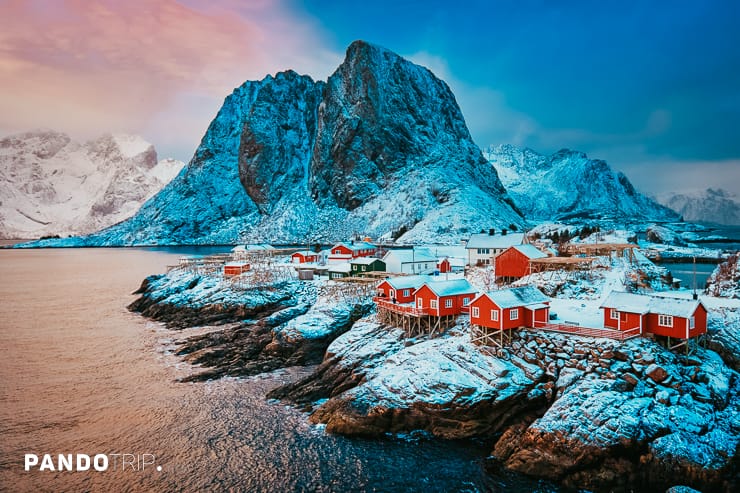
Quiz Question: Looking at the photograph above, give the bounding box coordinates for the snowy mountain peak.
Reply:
[485,144,678,222]
[50,41,522,246]
[0,130,184,239]
[656,188,740,225]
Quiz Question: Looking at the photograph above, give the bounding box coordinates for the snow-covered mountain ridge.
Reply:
[484,144,678,222]
[656,188,740,225]
[31,40,523,246]
[0,130,183,238]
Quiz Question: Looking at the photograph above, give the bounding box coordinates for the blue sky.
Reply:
[2,0,738,196]
[294,0,740,195]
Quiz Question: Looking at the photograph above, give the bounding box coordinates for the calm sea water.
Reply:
[0,248,550,492]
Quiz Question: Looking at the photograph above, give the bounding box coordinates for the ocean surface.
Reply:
[0,248,551,492]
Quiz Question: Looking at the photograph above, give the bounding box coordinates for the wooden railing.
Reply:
[373,297,429,316]
[532,321,641,341]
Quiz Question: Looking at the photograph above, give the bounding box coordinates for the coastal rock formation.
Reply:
[37,41,522,246]
[128,268,372,381]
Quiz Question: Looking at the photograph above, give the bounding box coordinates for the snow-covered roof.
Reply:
[224,261,250,267]
[334,241,376,252]
[600,291,703,318]
[510,244,548,259]
[466,233,525,250]
[350,257,384,265]
[383,248,438,263]
[292,250,317,257]
[382,275,432,290]
[479,285,549,309]
[328,262,352,273]
[423,279,476,297]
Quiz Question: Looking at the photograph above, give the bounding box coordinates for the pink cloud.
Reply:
[0,0,340,158]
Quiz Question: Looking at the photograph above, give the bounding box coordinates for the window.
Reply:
[510,308,519,320]
[362,266,367,271]
[463,297,470,306]
[403,289,410,297]
[658,314,673,327]
[610,309,618,320]
[389,289,396,299]
[430,299,438,309]
[472,307,480,317]
[689,317,695,330]
[477,248,490,255]
[445,299,453,308]
[491,310,499,321]
[417,298,423,308]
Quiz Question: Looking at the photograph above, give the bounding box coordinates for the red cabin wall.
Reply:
[415,286,475,316]
[470,296,502,330]
[495,248,530,279]
[533,307,549,327]
[602,309,643,331]
[332,245,352,256]
[438,259,451,273]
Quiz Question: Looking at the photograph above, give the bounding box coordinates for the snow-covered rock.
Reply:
[29,41,523,247]
[484,144,678,222]
[706,252,740,299]
[657,188,740,225]
[0,129,183,239]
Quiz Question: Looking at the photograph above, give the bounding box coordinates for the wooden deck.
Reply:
[532,321,641,341]
[373,297,428,317]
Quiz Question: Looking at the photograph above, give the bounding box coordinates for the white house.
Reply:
[382,248,439,274]
[465,232,525,266]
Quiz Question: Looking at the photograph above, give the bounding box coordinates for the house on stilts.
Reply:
[469,286,550,347]
[374,278,476,337]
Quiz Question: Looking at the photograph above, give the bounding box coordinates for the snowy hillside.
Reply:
[484,144,678,222]
[32,41,523,247]
[0,130,184,238]
[657,188,740,225]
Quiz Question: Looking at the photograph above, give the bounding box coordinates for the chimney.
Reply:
[488,228,495,236]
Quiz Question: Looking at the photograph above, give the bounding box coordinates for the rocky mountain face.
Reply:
[484,144,678,222]
[40,41,522,246]
[0,130,183,239]
[657,188,740,225]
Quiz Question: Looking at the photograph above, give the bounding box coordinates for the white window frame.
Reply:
[472,307,480,318]
[402,289,410,297]
[658,314,673,327]
[362,266,367,271]
[463,297,470,306]
[689,316,695,330]
[510,308,519,321]
[491,310,499,321]
[445,299,453,308]
[430,299,438,309]
[416,298,423,308]
[610,309,618,320]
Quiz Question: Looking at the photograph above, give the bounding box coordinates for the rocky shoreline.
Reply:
[129,269,739,492]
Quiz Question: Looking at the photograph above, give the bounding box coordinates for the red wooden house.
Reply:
[437,258,452,273]
[223,261,250,276]
[291,250,319,264]
[600,291,707,340]
[470,286,550,331]
[328,241,377,263]
[413,279,477,317]
[375,275,431,303]
[494,245,547,281]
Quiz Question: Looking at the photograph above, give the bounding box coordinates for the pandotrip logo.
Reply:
[24,453,162,472]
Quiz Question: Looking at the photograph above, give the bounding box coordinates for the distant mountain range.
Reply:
[19,42,684,247]
[484,144,678,222]
[0,130,183,239]
[656,188,740,225]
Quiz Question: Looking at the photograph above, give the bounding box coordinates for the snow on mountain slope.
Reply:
[656,188,740,225]
[0,130,183,238]
[31,41,523,247]
[484,144,678,222]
